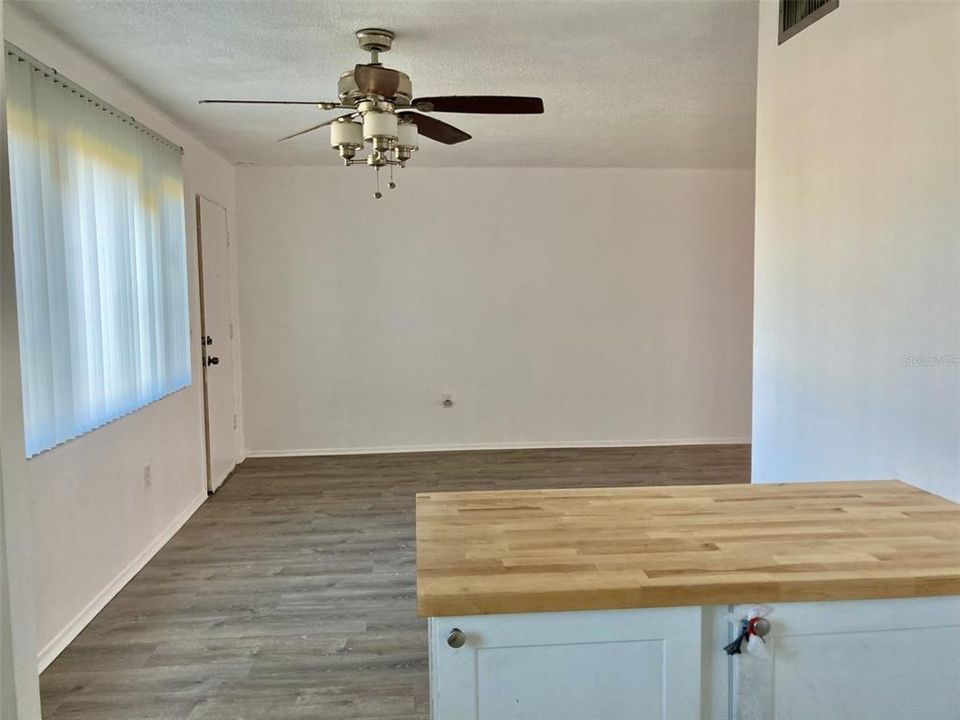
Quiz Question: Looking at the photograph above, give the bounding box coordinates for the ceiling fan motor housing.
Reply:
[338,69,412,106]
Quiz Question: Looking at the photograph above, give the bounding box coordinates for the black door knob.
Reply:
[207,356,220,366]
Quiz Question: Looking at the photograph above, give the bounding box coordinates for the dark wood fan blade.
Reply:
[412,96,544,114]
[354,64,401,98]
[398,112,471,145]
[279,114,355,142]
[200,99,336,105]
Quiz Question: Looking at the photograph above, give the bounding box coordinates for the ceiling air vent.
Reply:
[779,0,839,44]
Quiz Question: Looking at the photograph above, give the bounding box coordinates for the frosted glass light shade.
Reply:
[330,120,363,148]
[397,122,419,150]
[363,110,398,141]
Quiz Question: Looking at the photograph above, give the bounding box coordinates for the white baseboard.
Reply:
[244,437,750,459]
[37,491,207,673]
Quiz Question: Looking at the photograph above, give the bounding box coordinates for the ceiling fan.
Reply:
[200,28,544,197]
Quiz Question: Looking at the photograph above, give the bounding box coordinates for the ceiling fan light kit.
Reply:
[329,117,363,159]
[200,28,544,198]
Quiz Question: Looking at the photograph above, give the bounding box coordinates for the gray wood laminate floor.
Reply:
[40,445,750,720]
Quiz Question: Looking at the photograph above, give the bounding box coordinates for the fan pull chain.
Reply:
[389,165,396,190]
[374,167,382,199]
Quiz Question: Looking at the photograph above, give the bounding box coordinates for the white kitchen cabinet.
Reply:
[429,606,703,720]
[429,596,960,720]
[733,596,960,720]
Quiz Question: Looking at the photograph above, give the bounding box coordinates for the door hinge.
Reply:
[233,414,238,430]
[229,323,234,340]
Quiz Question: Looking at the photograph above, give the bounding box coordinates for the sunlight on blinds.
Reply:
[5,49,191,457]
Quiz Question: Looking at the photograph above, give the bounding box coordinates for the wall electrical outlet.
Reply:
[143,463,152,489]
[441,393,454,408]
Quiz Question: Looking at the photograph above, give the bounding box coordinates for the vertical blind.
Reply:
[5,47,191,457]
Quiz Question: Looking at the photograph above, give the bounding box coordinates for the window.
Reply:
[779,0,839,45]
[5,46,191,456]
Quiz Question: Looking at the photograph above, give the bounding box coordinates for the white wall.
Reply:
[237,167,755,455]
[752,0,960,500]
[3,5,240,669]
[0,2,42,714]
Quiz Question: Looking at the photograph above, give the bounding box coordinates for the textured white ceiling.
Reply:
[10,0,759,168]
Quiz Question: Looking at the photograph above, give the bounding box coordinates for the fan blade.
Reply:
[279,114,355,142]
[398,112,471,145]
[354,64,401,98]
[200,99,339,106]
[412,96,544,114]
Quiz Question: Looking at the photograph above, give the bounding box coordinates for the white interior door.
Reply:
[197,196,238,492]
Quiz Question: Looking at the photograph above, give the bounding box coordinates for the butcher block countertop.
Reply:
[415,480,960,617]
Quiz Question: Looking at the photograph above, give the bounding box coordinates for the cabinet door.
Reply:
[734,595,960,720]
[429,606,702,720]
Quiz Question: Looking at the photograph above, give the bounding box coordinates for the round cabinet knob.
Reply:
[207,356,220,366]
[446,628,466,649]
[752,617,771,638]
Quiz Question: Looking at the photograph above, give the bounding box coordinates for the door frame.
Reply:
[195,194,238,493]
